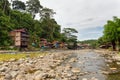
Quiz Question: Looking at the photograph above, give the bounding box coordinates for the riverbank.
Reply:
[94,49,120,63]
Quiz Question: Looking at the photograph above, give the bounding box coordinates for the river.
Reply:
[61,50,120,80]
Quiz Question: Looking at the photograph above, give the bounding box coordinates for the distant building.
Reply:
[10,29,29,50]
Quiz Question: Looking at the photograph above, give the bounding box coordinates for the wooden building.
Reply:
[10,29,29,49]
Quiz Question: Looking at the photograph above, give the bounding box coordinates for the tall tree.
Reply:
[0,0,11,15]
[12,0,26,11]
[40,8,56,20]
[62,28,78,49]
[40,8,60,41]
[63,28,78,39]
[26,0,43,19]
[103,17,118,50]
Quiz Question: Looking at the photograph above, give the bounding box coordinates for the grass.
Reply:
[0,52,47,61]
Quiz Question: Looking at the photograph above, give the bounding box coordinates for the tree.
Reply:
[40,8,60,42]
[63,28,78,39]
[26,0,43,19]
[62,28,78,49]
[0,0,11,15]
[0,9,13,47]
[103,17,119,50]
[40,8,56,20]
[0,0,62,49]
[40,18,61,41]
[12,0,26,11]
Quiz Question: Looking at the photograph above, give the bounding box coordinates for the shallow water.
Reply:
[75,51,107,80]
[62,50,120,80]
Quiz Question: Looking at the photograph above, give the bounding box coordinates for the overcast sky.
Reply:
[13,0,120,41]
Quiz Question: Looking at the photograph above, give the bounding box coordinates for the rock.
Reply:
[65,64,72,70]
[79,73,85,76]
[39,56,44,58]
[12,65,19,71]
[16,74,26,80]
[9,71,18,78]
[69,58,77,63]
[0,67,8,72]
[50,64,56,69]
[66,73,72,77]
[34,70,41,75]
[0,61,3,65]
[34,74,45,80]
[101,71,109,75]
[82,78,88,80]
[71,76,78,80]
[91,77,98,80]
[110,67,117,70]
[117,62,120,65]
[18,58,25,62]
[9,58,16,62]
[3,63,9,67]
[71,68,81,73]
[25,74,34,80]
[4,74,12,80]
[105,59,112,63]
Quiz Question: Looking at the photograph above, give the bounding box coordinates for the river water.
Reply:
[63,50,120,80]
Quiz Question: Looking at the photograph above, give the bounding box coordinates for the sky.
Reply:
[11,0,120,41]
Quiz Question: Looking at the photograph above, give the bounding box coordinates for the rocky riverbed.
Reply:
[0,50,81,80]
[0,49,120,80]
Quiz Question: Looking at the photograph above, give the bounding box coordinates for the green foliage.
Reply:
[40,8,61,42]
[0,52,47,61]
[40,18,61,42]
[0,9,13,47]
[12,0,26,10]
[0,0,63,49]
[102,16,120,50]
[62,28,78,42]
[26,0,43,19]
[62,28,78,49]
[0,0,11,15]
[40,8,56,20]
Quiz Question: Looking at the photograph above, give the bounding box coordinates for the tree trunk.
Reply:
[118,39,120,51]
[112,40,116,51]
[3,0,6,13]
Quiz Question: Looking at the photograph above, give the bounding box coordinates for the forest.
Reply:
[0,0,78,49]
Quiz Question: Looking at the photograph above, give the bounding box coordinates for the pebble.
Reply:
[71,68,81,73]
[82,78,88,80]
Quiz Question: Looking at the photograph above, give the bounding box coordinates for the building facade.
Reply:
[10,29,29,49]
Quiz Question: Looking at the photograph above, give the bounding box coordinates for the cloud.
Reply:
[11,0,120,40]
[40,0,120,40]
